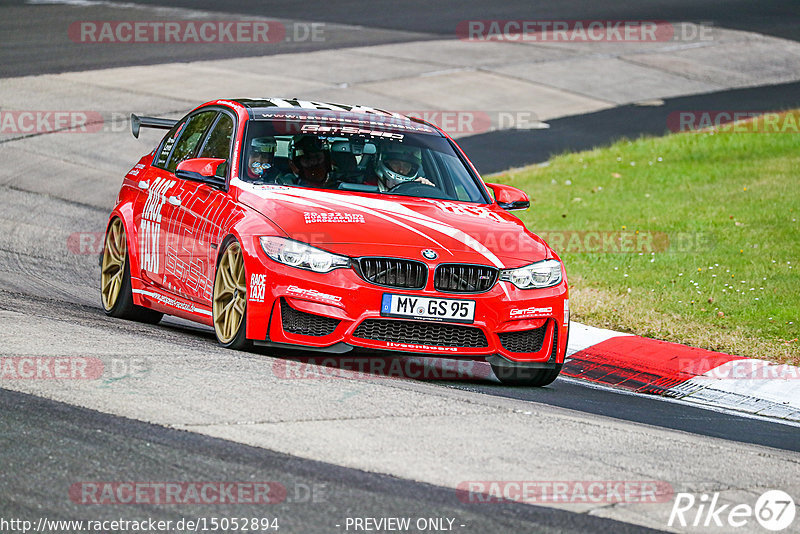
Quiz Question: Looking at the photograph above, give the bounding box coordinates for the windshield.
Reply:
[239,119,488,202]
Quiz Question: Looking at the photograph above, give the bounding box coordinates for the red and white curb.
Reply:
[564,323,800,423]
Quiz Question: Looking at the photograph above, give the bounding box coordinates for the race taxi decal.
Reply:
[139,177,176,273]
[250,274,267,302]
[303,212,365,224]
[510,306,553,319]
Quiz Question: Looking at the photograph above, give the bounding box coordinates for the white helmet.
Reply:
[375,143,422,188]
[248,137,277,176]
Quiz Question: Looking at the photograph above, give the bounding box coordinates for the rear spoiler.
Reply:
[130,113,178,138]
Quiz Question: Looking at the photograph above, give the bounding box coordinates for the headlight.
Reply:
[499,259,562,289]
[259,236,350,273]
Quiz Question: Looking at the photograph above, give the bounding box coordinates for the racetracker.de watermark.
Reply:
[0,111,136,135]
[457,20,713,42]
[0,111,103,134]
[270,110,547,137]
[69,482,287,505]
[457,480,674,504]
[69,481,327,505]
[679,358,800,380]
[668,110,800,133]
[272,356,494,381]
[71,230,715,256]
[399,110,548,135]
[68,20,325,43]
[0,356,148,380]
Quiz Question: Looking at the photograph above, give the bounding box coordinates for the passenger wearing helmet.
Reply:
[374,143,433,191]
[289,135,332,187]
[246,137,277,181]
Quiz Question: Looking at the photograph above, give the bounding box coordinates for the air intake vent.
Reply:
[353,319,488,348]
[281,299,340,337]
[498,321,549,353]
[357,257,427,289]
[434,264,498,293]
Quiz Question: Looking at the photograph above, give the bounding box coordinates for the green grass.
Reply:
[492,115,800,364]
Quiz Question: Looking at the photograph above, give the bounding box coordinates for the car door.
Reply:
[133,118,185,289]
[139,110,217,292]
[164,110,237,304]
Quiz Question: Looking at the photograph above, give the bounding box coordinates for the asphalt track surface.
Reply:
[1,389,661,533]
[2,1,800,532]
[2,0,799,78]
[461,80,800,174]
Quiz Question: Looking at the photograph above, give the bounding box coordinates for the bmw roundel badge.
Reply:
[422,249,438,260]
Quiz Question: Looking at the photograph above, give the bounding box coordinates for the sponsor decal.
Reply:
[250,274,267,303]
[303,212,365,224]
[385,341,459,352]
[126,162,146,177]
[437,201,507,222]
[132,289,211,316]
[286,285,342,304]
[510,306,553,318]
[139,177,176,274]
[258,184,291,191]
[300,123,404,140]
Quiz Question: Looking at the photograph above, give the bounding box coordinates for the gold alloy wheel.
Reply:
[101,218,127,311]
[213,242,247,344]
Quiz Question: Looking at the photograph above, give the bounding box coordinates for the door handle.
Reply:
[167,195,181,206]
[138,180,149,190]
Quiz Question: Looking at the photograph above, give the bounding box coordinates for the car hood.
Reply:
[236,185,551,268]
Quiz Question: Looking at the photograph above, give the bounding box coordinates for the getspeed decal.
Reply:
[286,285,342,304]
[510,306,553,318]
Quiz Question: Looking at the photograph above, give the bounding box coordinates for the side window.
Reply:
[198,113,234,177]
[154,120,186,169]
[165,111,217,173]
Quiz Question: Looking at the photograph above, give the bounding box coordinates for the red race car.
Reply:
[101,98,569,386]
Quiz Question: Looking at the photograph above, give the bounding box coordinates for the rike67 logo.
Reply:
[669,490,795,531]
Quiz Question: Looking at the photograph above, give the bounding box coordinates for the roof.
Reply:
[232,98,440,135]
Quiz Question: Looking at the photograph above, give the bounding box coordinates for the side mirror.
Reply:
[486,183,530,211]
[175,158,227,188]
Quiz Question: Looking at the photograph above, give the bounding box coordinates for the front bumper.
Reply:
[243,249,569,364]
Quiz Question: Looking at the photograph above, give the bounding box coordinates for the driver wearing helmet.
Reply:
[246,137,277,181]
[289,135,332,187]
[374,143,433,191]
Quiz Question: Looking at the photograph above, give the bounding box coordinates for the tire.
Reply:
[491,363,563,387]
[212,239,251,350]
[100,217,163,324]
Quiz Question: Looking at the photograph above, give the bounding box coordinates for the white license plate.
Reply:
[381,294,475,323]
